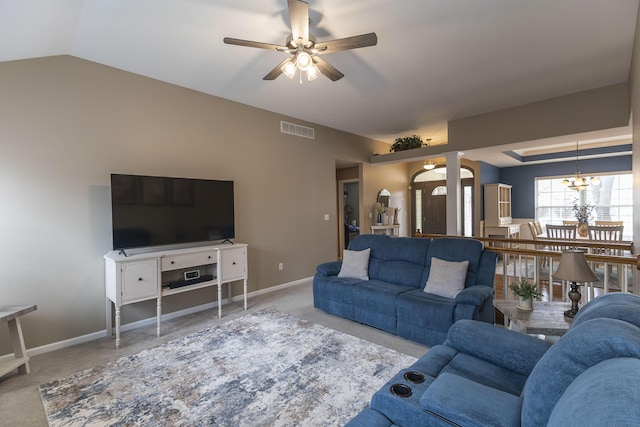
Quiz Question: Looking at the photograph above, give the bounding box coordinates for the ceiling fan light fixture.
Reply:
[282,61,297,79]
[296,51,313,71]
[306,65,320,81]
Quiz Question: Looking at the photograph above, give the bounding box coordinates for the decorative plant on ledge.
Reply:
[509,278,542,310]
[389,135,424,152]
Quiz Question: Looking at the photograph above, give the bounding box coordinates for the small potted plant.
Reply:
[509,278,542,310]
[389,135,424,152]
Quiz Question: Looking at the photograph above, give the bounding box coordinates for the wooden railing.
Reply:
[415,233,638,302]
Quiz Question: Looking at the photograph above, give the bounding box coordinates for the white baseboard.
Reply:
[2,277,312,360]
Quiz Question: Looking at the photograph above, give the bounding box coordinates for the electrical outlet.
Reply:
[278,263,284,271]
[324,213,330,221]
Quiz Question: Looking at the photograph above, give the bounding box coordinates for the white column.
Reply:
[444,151,464,236]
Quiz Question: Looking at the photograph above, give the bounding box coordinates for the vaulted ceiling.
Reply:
[1,0,638,164]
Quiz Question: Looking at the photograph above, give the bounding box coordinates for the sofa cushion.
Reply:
[396,290,456,346]
[546,358,640,427]
[571,292,640,330]
[348,235,431,284]
[312,275,360,320]
[352,280,407,334]
[424,257,468,298]
[521,318,640,427]
[338,248,370,280]
[378,260,425,287]
[424,238,483,287]
[445,319,550,377]
[420,373,522,426]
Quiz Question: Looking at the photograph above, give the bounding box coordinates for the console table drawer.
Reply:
[162,250,217,271]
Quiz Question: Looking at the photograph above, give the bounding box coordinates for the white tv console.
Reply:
[104,243,248,349]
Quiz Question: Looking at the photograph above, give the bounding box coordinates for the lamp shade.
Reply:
[553,249,599,283]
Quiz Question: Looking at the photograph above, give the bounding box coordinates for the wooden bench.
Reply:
[0,305,37,377]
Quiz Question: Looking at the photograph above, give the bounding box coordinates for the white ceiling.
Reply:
[1,0,638,162]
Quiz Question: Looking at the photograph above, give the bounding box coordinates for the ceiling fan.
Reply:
[223,0,377,82]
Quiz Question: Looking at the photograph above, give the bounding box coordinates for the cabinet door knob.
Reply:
[232,262,236,265]
[171,261,175,264]
[138,277,143,281]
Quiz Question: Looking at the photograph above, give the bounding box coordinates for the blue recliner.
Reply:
[347,292,640,426]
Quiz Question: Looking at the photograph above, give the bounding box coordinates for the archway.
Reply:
[410,166,475,236]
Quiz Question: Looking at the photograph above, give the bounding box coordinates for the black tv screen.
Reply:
[110,174,235,250]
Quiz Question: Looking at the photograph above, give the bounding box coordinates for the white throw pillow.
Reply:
[338,248,371,280]
[424,257,469,298]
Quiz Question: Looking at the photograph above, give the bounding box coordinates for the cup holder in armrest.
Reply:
[403,371,425,384]
[390,383,412,398]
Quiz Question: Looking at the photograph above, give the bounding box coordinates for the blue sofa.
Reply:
[313,234,498,346]
[347,292,640,426]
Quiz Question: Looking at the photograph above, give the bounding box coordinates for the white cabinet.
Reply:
[104,243,248,349]
[484,183,512,227]
[120,260,158,304]
[221,247,247,282]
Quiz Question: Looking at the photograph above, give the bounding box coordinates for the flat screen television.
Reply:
[110,174,235,251]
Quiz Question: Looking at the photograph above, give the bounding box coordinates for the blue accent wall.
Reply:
[498,155,631,219]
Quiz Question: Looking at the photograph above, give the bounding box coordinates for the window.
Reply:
[535,172,632,234]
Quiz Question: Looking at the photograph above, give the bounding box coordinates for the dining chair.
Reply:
[595,220,624,226]
[533,220,544,236]
[546,224,577,242]
[545,224,578,301]
[527,221,548,271]
[588,224,624,243]
[562,220,578,226]
[587,224,625,296]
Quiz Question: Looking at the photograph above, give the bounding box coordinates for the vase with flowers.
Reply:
[572,200,594,237]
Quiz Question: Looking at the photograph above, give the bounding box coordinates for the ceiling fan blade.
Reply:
[313,57,344,81]
[314,32,378,53]
[223,37,286,51]
[263,58,293,80]
[288,0,309,47]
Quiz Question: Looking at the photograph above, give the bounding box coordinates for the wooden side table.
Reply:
[0,305,37,377]
[494,300,571,337]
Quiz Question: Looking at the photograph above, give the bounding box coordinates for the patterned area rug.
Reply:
[39,309,416,426]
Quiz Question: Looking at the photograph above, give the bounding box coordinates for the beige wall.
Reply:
[0,56,402,354]
[448,83,630,150]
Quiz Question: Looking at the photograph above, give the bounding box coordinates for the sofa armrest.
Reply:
[316,261,342,277]
[445,319,551,376]
[455,285,493,306]
[420,373,522,427]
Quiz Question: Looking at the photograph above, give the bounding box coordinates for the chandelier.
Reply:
[562,141,600,191]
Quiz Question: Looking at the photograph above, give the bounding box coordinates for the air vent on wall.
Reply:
[281,121,315,139]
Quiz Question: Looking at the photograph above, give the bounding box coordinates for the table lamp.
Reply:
[553,249,599,318]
